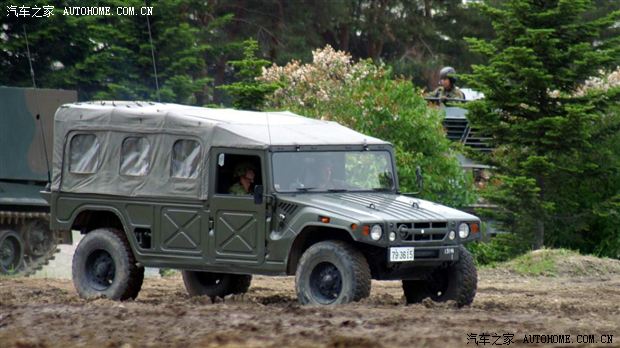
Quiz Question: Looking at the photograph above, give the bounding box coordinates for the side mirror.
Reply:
[254,184,264,205]
[415,166,424,193]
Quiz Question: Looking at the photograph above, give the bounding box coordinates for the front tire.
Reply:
[295,240,371,305]
[72,228,144,300]
[403,246,477,307]
[182,271,252,298]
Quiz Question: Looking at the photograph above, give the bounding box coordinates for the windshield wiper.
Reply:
[327,188,348,192]
[372,187,392,192]
[295,187,317,192]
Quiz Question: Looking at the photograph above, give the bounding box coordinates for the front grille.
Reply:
[414,233,447,241]
[413,222,447,229]
[396,221,448,242]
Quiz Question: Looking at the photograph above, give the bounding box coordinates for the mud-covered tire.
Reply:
[402,279,430,304]
[295,240,371,305]
[0,230,25,274]
[230,274,252,294]
[72,228,144,301]
[425,246,477,307]
[182,271,252,298]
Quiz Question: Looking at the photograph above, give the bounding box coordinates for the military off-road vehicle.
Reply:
[45,102,480,306]
[0,86,76,275]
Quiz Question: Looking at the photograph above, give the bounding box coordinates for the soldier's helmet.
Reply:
[234,163,255,178]
[439,66,457,82]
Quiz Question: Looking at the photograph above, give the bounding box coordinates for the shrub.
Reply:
[467,233,530,266]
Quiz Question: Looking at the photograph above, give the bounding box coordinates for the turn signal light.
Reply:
[361,225,370,236]
[319,216,330,223]
[471,223,480,234]
[350,223,358,230]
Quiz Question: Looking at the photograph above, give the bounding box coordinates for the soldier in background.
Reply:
[429,66,465,101]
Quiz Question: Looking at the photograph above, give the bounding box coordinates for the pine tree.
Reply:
[218,39,279,110]
[465,0,620,249]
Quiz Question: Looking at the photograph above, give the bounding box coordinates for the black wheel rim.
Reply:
[0,235,20,271]
[85,250,115,291]
[309,262,343,304]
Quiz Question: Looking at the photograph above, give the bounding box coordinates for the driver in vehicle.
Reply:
[229,163,255,195]
[317,160,337,189]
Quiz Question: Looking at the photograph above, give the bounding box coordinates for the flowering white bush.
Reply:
[548,67,620,98]
[575,67,620,96]
[259,45,381,115]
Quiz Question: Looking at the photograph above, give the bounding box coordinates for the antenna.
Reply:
[23,25,36,88]
[37,114,51,184]
[265,112,273,146]
[23,25,51,183]
[145,3,161,102]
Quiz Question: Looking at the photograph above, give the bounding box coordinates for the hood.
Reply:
[278,192,477,223]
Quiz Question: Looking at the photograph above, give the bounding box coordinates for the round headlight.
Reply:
[458,223,470,239]
[370,224,383,240]
[389,231,396,242]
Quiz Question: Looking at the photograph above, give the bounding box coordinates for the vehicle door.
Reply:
[208,150,266,265]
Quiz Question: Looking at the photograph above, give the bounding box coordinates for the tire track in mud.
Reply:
[1,272,619,347]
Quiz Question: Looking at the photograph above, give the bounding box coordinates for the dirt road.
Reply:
[1,266,619,348]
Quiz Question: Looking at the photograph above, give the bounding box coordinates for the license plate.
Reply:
[389,247,415,262]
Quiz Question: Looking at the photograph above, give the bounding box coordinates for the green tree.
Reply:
[218,39,279,110]
[465,0,620,251]
[0,0,93,90]
[67,0,223,103]
[261,46,475,207]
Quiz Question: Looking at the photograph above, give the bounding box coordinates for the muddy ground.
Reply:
[1,267,619,347]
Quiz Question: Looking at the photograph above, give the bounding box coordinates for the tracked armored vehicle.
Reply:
[0,87,77,275]
[46,102,480,306]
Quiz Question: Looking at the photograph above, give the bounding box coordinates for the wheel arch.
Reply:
[285,225,355,275]
[71,207,127,235]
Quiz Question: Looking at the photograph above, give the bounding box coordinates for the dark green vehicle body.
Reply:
[48,102,480,304]
[0,87,76,274]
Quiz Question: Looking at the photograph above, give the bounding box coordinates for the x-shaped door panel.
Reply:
[214,211,258,260]
[161,208,202,253]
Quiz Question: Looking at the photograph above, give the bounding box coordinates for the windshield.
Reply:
[272,151,395,192]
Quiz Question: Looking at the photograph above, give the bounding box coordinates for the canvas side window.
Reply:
[171,139,201,179]
[69,134,100,174]
[120,137,151,176]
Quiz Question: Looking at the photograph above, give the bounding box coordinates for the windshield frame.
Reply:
[269,147,399,194]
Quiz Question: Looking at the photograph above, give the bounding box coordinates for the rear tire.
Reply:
[295,240,371,305]
[182,271,252,298]
[0,230,24,274]
[72,228,144,300]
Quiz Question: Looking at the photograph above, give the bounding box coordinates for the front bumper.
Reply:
[372,245,465,280]
[387,245,460,263]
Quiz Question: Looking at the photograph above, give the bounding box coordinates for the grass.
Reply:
[159,268,179,277]
[503,248,580,276]
[500,248,620,277]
